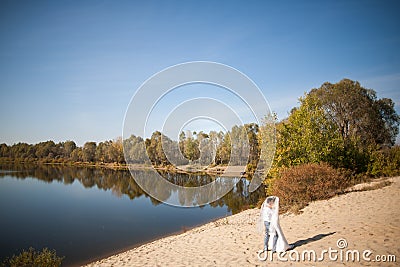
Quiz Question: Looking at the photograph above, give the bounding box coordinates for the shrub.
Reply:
[2,247,64,267]
[269,163,351,213]
[368,146,400,177]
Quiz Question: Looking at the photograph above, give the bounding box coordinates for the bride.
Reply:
[259,196,291,252]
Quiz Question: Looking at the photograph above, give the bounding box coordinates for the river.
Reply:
[0,163,264,266]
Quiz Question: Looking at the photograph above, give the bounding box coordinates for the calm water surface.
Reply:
[0,164,263,266]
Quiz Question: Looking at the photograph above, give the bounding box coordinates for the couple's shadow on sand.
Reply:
[289,232,335,250]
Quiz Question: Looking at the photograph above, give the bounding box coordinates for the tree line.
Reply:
[0,138,126,164]
[1,79,399,177]
[0,125,261,169]
[140,123,260,168]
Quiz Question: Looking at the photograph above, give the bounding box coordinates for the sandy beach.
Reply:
[85,176,400,266]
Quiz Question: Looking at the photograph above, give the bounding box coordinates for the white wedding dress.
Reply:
[259,196,290,252]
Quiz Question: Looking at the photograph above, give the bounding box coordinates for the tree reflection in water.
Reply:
[0,163,265,214]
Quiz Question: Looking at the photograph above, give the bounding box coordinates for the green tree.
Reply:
[207,131,221,165]
[274,93,344,168]
[0,143,9,157]
[197,131,214,166]
[70,147,83,162]
[270,79,399,173]
[184,134,200,163]
[95,141,108,162]
[108,137,124,164]
[82,142,96,162]
[34,141,56,159]
[63,140,76,158]
[178,131,186,155]
[145,131,169,166]
[245,123,260,167]
[124,135,147,164]
[310,79,399,148]
[215,132,231,165]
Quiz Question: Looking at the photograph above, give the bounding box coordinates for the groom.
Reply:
[262,196,278,252]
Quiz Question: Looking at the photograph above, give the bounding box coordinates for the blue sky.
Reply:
[0,0,399,145]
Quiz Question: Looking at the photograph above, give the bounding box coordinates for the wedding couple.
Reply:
[259,196,292,253]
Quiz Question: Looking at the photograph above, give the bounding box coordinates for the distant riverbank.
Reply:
[0,158,247,177]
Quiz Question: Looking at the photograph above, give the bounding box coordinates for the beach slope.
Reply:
[85,176,400,266]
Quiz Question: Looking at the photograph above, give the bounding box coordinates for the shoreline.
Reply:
[0,159,247,177]
[85,176,400,266]
[79,213,230,267]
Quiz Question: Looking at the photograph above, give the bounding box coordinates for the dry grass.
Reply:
[213,217,229,227]
[346,178,393,193]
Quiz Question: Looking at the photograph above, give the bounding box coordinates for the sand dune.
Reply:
[85,177,400,266]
